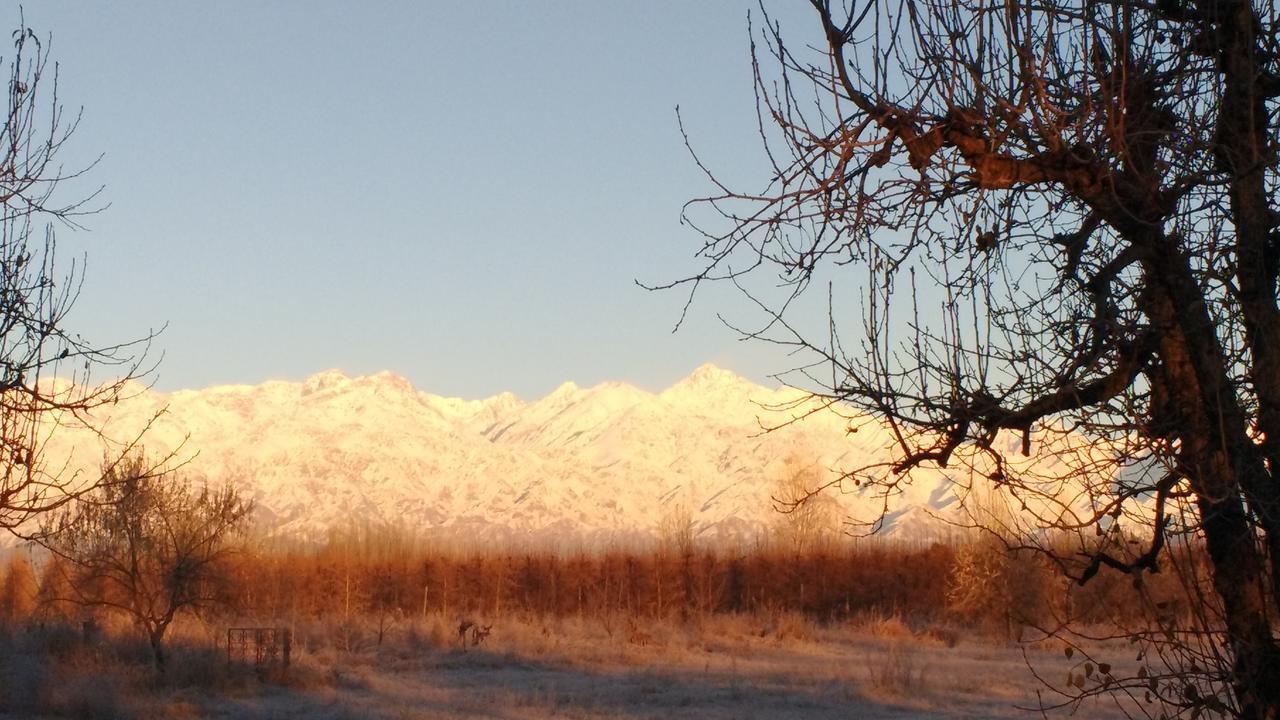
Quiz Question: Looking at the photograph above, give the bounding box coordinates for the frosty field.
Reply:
[17,614,1133,720]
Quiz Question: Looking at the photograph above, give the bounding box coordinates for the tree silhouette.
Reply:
[0,17,157,532]
[668,1,1280,716]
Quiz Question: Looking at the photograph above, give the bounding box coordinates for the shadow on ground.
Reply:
[199,645,1050,720]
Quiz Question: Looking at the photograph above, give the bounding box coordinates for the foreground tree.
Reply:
[0,18,156,531]
[42,453,252,671]
[671,1,1280,716]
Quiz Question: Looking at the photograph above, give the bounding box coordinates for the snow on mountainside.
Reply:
[34,364,1112,547]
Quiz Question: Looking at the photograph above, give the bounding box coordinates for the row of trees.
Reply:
[1,501,1194,653]
[232,534,957,625]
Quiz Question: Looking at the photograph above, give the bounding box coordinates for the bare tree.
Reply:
[771,454,839,554]
[41,453,252,671]
[658,500,696,558]
[666,1,1280,717]
[0,17,157,532]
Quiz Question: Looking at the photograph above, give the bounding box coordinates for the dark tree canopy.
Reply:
[674,1,1280,717]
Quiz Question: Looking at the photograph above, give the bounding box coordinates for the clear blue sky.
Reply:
[23,1,824,399]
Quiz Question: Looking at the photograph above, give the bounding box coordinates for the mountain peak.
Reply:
[675,363,752,391]
[694,362,740,378]
[301,368,351,395]
[547,380,581,398]
[486,390,522,406]
[364,370,416,394]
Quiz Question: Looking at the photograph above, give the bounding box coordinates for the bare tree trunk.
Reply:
[1144,246,1280,719]
[148,624,168,673]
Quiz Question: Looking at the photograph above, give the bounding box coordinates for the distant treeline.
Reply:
[0,525,1195,638]
[218,527,1192,635]
[233,539,956,622]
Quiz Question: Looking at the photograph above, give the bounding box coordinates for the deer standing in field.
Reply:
[626,618,653,646]
[456,619,492,648]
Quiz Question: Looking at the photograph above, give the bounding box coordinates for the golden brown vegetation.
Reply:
[210,526,1196,641]
[0,523,1203,719]
[1,530,1185,637]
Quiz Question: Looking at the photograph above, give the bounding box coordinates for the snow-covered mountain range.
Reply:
[37,364,1107,548]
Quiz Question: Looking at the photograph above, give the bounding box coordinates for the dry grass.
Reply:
[866,640,927,694]
[0,611,1144,720]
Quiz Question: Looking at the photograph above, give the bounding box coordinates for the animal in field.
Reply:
[626,618,653,646]
[456,619,492,648]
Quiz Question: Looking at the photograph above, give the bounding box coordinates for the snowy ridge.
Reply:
[36,364,1112,547]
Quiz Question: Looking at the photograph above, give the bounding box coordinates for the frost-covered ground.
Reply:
[184,615,1132,720]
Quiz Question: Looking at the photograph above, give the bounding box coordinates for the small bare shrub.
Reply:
[946,541,1009,625]
[334,619,372,653]
[765,611,813,642]
[284,648,338,691]
[866,640,928,695]
[860,612,914,641]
